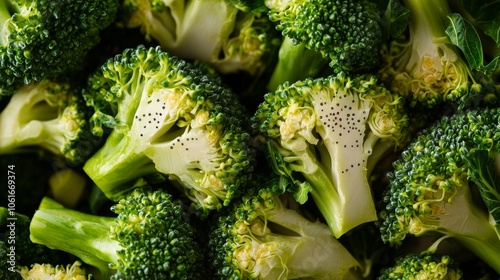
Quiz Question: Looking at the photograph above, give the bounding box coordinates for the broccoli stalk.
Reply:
[0,80,98,165]
[208,175,362,279]
[253,72,410,238]
[30,187,204,279]
[380,107,500,274]
[82,46,255,214]
[121,0,278,75]
[378,0,480,108]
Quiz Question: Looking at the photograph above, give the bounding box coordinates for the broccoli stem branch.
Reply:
[267,36,328,91]
[432,185,500,273]
[30,198,120,276]
[83,131,157,200]
[255,199,360,279]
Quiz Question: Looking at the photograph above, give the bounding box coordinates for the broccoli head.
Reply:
[0,0,118,96]
[0,79,99,166]
[82,45,255,215]
[208,174,362,279]
[265,0,383,90]
[29,186,204,279]
[380,107,500,273]
[253,72,410,238]
[377,0,481,108]
[119,0,279,76]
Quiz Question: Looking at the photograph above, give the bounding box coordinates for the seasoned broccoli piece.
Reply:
[265,0,384,90]
[29,186,204,279]
[377,0,481,108]
[0,79,99,166]
[82,45,255,215]
[0,0,119,96]
[18,261,90,280]
[253,72,410,238]
[379,107,500,273]
[378,251,463,279]
[119,0,279,76]
[208,174,362,279]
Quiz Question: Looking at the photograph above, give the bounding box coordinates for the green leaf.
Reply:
[446,13,500,76]
[446,13,484,71]
[461,148,500,225]
[381,0,410,39]
[457,0,500,46]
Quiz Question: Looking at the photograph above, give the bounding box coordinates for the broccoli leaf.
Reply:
[446,13,500,76]
[462,148,500,224]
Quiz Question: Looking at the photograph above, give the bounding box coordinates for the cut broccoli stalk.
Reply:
[30,187,204,279]
[121,0,278,75]
[0,80,97,165]
[30,199,119,274]
[380,107,500,274]
[254,73,410,238]
[209,175,362,279]
[83,46,255,213]
[378,0,478,107]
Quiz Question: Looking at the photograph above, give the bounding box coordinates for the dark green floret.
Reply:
[380,107,500,273]
[208,174,362,279]
[29,186,204,279]
[0,0,119,96]
[253,72,410,238]
[82,45,255,215]
[265,0,383,90]
[0,79,99,165]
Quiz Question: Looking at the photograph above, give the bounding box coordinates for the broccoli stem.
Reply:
[30,198,120,276]
[425,185,500,273]
[267,36,328,91]
[255,199,361,279]
[83,131,157,200]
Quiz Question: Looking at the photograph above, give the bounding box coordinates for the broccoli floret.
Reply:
[18,261,91,280]
[265,0,383,91]
[29,186,204,279]
[0,0,119,96]
[378,251,463,279]
[379,107,500,273]
[82,45,255,215]
[119,0,279,76]
[377,0,481,108]
[252,72,410,238]
[0,79,99,166]
[208,174,362,279]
